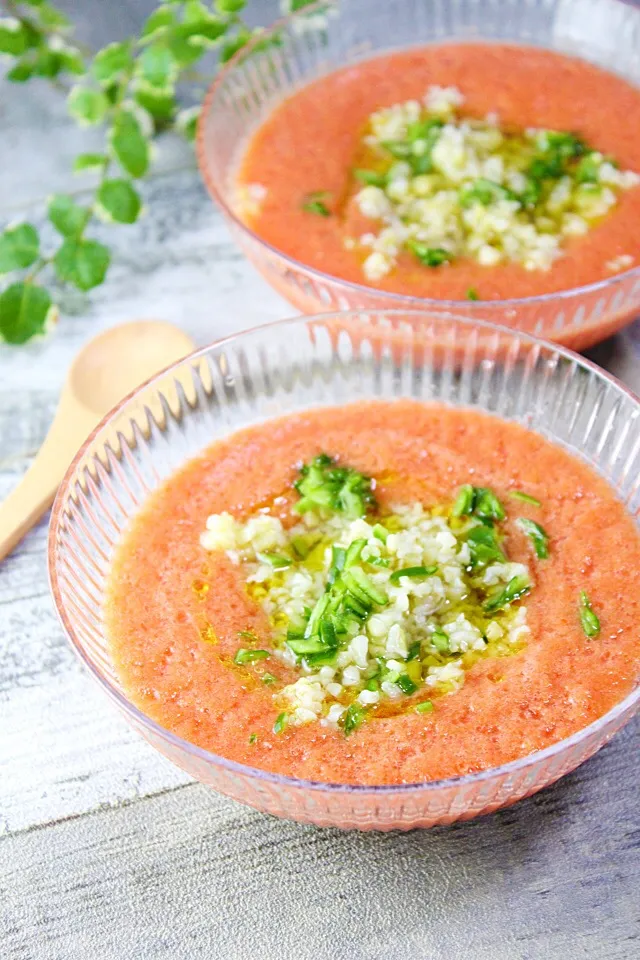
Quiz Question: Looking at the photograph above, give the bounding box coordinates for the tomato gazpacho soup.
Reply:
[107,401,640,785]
[236,44,640,301]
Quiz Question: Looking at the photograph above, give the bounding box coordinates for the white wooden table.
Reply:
[1,35,639,960]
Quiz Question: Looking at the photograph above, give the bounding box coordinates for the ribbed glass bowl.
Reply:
[197,0,640,352]
[49,311,640,830]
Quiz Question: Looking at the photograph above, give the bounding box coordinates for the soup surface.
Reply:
[237,44,640,300]
[107,401,640,785]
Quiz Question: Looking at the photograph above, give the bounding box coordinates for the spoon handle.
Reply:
[0,426,74,562]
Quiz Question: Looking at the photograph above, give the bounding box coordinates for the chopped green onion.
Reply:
[407,241,450,267]
[367,556,390,568]
[575,153,600,184]
[389,565,438,584]
[257,551,292,569]
[397,673,418,695]
[473,487,505,523]
[407,640,422,661]
[353,168,387,187]
[451,484,475,517]
[294,453,376,518]
[579,591,600,638]
[301,192,331,216]
[466,524,506,567]
[509,491,541,507]
[290,533,321,560]
[432,630,449,653]
[459,178,515,208]
[483,574,531,613]
[261,672,278,686]
[415,700,434,714]
[344,538,367,570]
[381,140,413,159]
[341,702,366,736]
[372,523,388,543]
[466,287,479,301]
[273,712,288,735]
[234,648,270,665]
[248,733,258,745]
[343,567,388,607]
[516,517,549,559]
[237,629,259,642]
[365,677,379,692]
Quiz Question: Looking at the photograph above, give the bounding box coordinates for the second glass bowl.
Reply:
[197,0,640,351]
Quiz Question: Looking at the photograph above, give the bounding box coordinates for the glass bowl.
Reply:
[197,0,640,352]
[48,310,640,830]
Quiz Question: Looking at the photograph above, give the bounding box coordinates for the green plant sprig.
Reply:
[0,0,316,345]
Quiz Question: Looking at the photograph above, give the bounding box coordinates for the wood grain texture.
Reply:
[1,3,639,955]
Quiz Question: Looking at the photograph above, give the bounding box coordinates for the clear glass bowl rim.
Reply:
[196,0,640,312]
[48,309,640,796]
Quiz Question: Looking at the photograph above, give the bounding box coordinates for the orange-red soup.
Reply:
[237,44,640,300]
[107,402,640,785]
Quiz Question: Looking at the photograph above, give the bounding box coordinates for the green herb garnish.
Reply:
[432,630,450,653]
[483,574,531,613]
[248,733,258,745]
[466,524,506,567]
[353,168,387,187]
[516,518,549,559]
[301,192,331,216]
[406,241,450,267]
[234,648,270,665]
[579,591,600,638]
[237,629,259,642]
[459,177,515,208]
[397,673,418,695]
[341,702,366,736]
[451,484,505,523]
[273,712,288,735]
[451,484,475,517]
[509,491,541,507]
[389,565,438,584]
[466,287,479,301]
[294,453,376,519]
[261,672,278,686]
[256,552,292,569]
[415,700,434,714]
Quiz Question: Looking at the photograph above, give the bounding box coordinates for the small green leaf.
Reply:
[58,48,86,75]
[138,43,176,89]
[219,27,251,64]
[216,0,246,12]
[168,20,227,66]
[0,224,39,273]
[0,21,32,56]
[135,87,176,127]
[54,238,110,291]
[68,86,109,126]
[110,110,150,178]
[73,152,107,173]
[48,194,88,237]
[142,7,175,38]
[6,59,35,83]
[37,3,72,29]
[92,41,133,86]
[0,283,52,345]
[97,179,141,224]
[176,106,199,141]
[33,48,64,79]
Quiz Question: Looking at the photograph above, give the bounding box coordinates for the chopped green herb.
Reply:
[432,630,450,653]
[516,517,549,559]
[389,565,438,584]
[343,567,388,607]
[248,733,258,745]
[407,241,450,267]
[294,453,376,518]
[237,629,259,642]
[451,484,475,517]
[341,702,366,736]
[415,700,434,714]
[261,672,278,686]
[509,491,541,507]
[257,551,292,569]
[466,524,506,567]
[483,574,531,613]
[579,591,600,638]
[273,712,288,735]
[365,677,380,692]
[381,140,413,159]
[353,168,387,187]
[290,533,321,560]
[301,191,331,216]
[234,648,270,665]
[575,153,601,184]
[397,673,418,695]
[372,523,388,543]
[407,640,422,661]
[466,287,479,301]
[473,487,506,523]
[367,556,391,568]
[459,178,515,208]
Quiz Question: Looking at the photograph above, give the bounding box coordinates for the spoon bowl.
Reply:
[0,320,195,562]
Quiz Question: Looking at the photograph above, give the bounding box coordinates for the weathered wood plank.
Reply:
[1,725,638,960]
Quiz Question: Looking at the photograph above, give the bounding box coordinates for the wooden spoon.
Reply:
[0,320,195,562]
